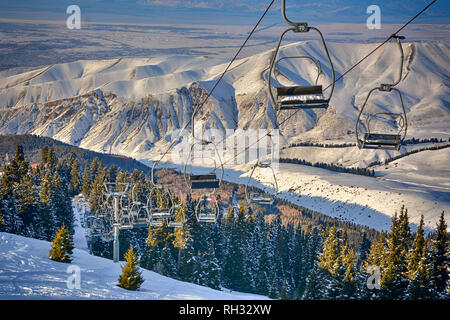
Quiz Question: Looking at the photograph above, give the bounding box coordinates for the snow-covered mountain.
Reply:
[0,41,448,156]
[0,40,448,231]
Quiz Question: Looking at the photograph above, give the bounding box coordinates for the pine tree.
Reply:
[302,266,325,300]
[47,147,57,171]
[39,169,56,240]
[270,215,289,294]
[49,223,73,263]
[15,144,25,162]
[155,244,178,278]
[316,223,359,299]
[202,243,221,290]
[380,212,409,299]
[358,233,372,269]
[14,172,40,237]
[172,205,187,248]
[90,157,100,182]
[291,227,308,299]
[429,212,449,298]
[338,239,357,299]
[81,160,91,197]
[405,245,432,299]
[254,239,272,296]
[51,172,74,234]
[360,232,386,299]
[88,172,105,213]
[407,215,426,280]
[141,221,172,272]
[140,240,159,271]
[1,170,23,234]
[246,211,266,291]
[69,159,81,196]
[41,146,49,166]
[191,253,205,286]
[5,145,27,185]
[363,232,386,271]
[317,223,340,275]
[222,205,247,291]
[398,206,412,265]
[108,165,118,183]
[177,236,196,282]
[118,245,145,290]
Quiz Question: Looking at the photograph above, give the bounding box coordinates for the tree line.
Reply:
[367,143,450,167]
[285,137,449,149]
[279,157,376,177]
[286,142,356,148]
[403,137,449,145]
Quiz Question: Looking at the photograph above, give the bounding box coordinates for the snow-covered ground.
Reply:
[0,204,268,300]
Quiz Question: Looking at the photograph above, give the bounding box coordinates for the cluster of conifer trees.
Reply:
[0,145,75,240]
[1,145,448,300]
[304,207,449,300]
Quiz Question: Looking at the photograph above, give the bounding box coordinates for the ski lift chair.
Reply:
[268,0,335,111]
[196,194,220,223]
[245,160,279,207]
[356,35,407,151]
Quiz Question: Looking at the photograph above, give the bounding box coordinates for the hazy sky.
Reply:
[0,0,448,25]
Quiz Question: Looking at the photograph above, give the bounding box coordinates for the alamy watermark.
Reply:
[66,265,81,289]
[366,265,381,290]
[367,5,381,30]
[66,5,81,30]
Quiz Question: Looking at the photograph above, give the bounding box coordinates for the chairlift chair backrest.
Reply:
[195,194,219,223]
[184,141,224,191]
[268,0,335,111]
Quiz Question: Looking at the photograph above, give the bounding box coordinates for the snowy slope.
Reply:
[0,202,268,300]
[0,232,269,299]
